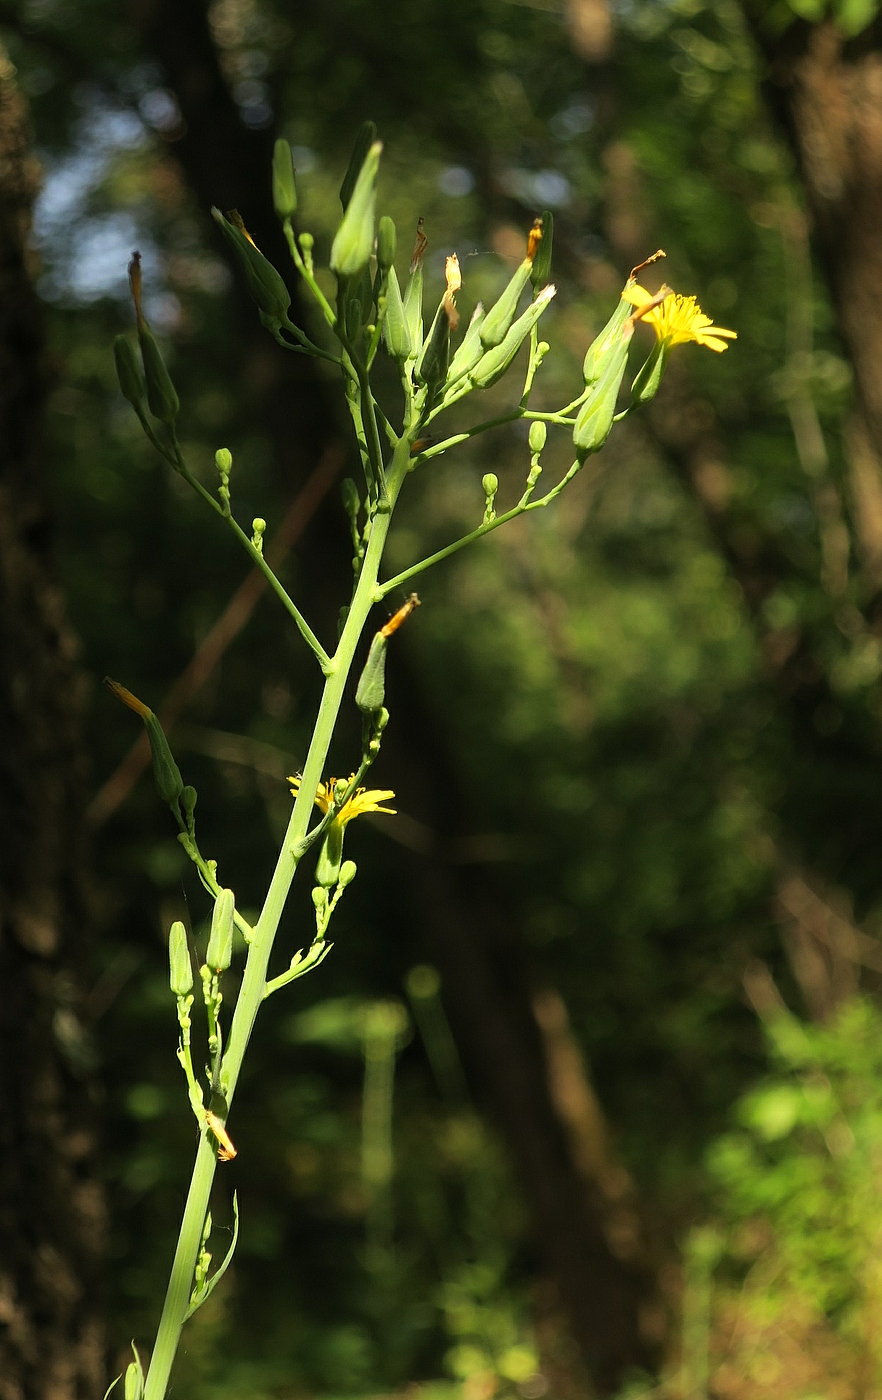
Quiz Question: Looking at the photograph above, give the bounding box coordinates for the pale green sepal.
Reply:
[330,140,382,281]
[479,257,534,349]
[184,1193,240,1321]
[403,259,424,355]
[124,1345,145,1400]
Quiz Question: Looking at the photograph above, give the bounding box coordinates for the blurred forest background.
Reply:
[5,0,882,1397]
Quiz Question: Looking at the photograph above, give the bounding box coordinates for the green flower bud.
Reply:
[480,257,534,349]
[572,321,633,460]
[215,447,232,476]
[169,920,193,997]
[403,221,426,354]
[299,231,314,253]
[339,120,378,209]
[355,630,387,713]
[582,290,633,386]
[206,888,235,972]
[482,472,499,523]
[376,215,397,271]
[212,207,292,324]
[312,885,328,911]
[181,785,197,834]
[630,340,669,405]
[446,303,485,386]
[338,860,358,888]
[113,335,145,408]
[415,298,450,388]
[470,285,557,390]
[382,265,413,361]
[315,822,344,888]
[272,138,298,219]
[528,420,547,454]
[530,211,554,291]
[138,320,180,426]
[341,477,360,520]
[105,679,184,808]
[125,1354,144,1400]
[330,140,382,281]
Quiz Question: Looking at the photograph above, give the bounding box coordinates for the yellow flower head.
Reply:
[289,773,396,827]
[623,283,736,353]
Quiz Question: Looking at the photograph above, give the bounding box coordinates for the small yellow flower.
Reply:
[623,283,736,353]
[288,773,396,826]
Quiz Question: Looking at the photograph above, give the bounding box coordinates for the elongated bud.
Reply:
[582,289,634,385]
[207,887,235,972]
[125,1355,144,1400]
[105,679,184,809]
[529,420,547,454]
[376,215,396,271]
[212,208,292,324]
[530,212,553,291]
[272,138,298,219]
[480,250,535,349]
[169,920,193,997]
[355,631,387,713]
[315,822,344,888]
[470,285,557,390]
[482,472,498,522]
[382,265,413,360]
[446,303,485,386]
[181,784,197,834]
[415,298,451,387]
[330,140,382,281]
[630,340,669,405]
[572,320,633,459]
[403,219,427,352]
[130,254,178,425]
[114,335,145,408]
[340,120,378,208]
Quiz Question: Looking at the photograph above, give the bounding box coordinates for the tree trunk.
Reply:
[0,43,106,1400]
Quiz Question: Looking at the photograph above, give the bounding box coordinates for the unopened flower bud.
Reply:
[447,303,485,386]
[169,920,193,997]
[528,421,547,454]
[530,211,554,291]
[355,630,387,714]
[338,860,358,888]
[113,335,145,408]
[572,321,633,460]
[339,120,378,209]
[480,244,536,349]
[315,822,344,888]
[206,888,235,972]
[376,215,397,271]
[105,679,184,809]
[382,265,413,361]
[330,140,382,281]
[272,138,298,220]
[470,286,557,390]
[215,447,232,476]
[212,208,292,325]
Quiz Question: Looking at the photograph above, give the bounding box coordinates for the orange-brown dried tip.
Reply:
[527,218,543,263]
[128,251,144,324]
[206,1110,237,1161]
[410,217,428,274]
[227,209,258,248]
[380,593,421,638]
[629,249,666,282]
[105,677,151,720]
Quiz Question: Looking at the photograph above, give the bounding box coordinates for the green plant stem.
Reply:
[376,456,581,598]
[142,430,414,1400]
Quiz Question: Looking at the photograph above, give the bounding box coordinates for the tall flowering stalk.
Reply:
[107,127,734,1400]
